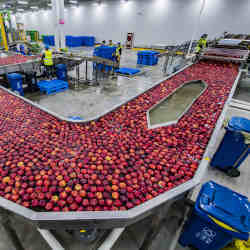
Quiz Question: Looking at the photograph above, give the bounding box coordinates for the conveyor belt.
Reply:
[0,54,40,75]
[0,60,239,229]
[201,48,249,62]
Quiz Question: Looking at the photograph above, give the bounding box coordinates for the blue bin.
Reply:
[137,51,159,66]
[7,73,24,96]
[55,64,67,81]
[179,181,250,250]
[211,117,250,177]
[20,45,25,53]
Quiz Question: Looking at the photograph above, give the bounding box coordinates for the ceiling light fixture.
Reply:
[30,6,38,9]
[17,8,25,11]
[69,0,78,4]
[18,1,28,5]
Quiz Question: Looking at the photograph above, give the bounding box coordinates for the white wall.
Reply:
[18,0,250,46]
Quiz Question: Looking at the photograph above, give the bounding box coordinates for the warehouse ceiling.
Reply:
[0,0,93,12]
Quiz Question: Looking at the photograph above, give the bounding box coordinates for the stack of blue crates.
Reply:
[43,36,55,46]
[43,36,95,47]
[93,46,117,72]
[66,36,95,47]
[82,36,95,46]
[137,50,160,66]
[37,80,69,95]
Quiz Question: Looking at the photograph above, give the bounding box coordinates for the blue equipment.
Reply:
[7,73,24,96]
[211,117,250,177]
[179,181,250,250]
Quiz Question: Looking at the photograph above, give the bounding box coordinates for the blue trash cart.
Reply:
[7,73,24,96]
[179,181,250,250]
[211,117,250,177]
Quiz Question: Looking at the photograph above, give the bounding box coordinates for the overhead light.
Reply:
[17,8,24,11]
[30,6,38,9]
[69,0,78,4]
[18,1,28,4]
[48,3,52,6]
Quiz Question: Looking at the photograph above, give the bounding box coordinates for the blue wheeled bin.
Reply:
[7,73,24,96]
[179,181,250,250]
[211,117,250,177]
[55,64,67,81]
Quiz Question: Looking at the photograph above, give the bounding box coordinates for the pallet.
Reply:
[38,80,69,95]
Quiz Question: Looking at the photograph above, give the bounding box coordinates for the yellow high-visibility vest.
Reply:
[116,46,122,56]
[44,50,53,66]
[196,38,207,53]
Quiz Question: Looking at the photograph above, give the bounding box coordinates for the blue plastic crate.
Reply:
[115,68,141,75]
[93,46,117,72]
[38,80,68,95]
[137,50,160,65]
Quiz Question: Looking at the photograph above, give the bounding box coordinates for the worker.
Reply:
[96,40,106,47]
[223,31,229,39]
[116,42,122,56]
[108,40,115,47]
[195,34,208,54]
[42,45,54,79]
[115,42,122,66]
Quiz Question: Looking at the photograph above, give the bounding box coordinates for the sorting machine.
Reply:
[0,46,247,249]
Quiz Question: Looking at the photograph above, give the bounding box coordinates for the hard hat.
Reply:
[45,45,50,49]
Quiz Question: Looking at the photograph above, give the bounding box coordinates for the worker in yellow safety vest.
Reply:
[115,42,122,65]
[96,40,106,47]
[42,45,54,79]
[108,40,115,47]
[195,34,208,53]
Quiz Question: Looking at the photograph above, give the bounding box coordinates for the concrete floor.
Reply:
[1,48,250,250]
[25,48,185,120]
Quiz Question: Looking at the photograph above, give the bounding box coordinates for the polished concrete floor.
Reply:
[26,48,186,121]
[1,49,250,250]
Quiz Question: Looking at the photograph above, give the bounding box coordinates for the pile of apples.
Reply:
[0,60,238,212]
[0,55,35,66]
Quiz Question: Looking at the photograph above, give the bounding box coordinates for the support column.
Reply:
[52,0,66,50]
[52,0,60,50]
[58,0,66,49]
[187,0,206,56]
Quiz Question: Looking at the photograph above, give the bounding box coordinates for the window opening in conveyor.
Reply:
[147,80,207,129]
